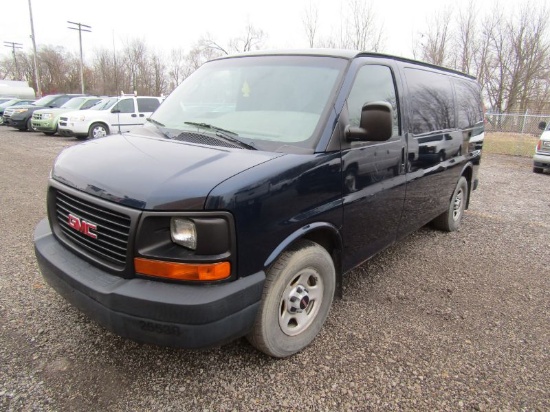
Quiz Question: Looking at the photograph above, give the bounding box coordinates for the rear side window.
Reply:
[137,98,160,113]
[453,79,483,129]
[405,68,455,135]
[112,99,135,113]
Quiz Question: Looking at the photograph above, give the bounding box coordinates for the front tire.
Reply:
[533,167,543,174]
[88,123,109,139]
[432,176,468,231]
[247,240,336,358]
[26,118,37,132]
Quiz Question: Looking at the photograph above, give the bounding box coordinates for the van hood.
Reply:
[52,133,282,210]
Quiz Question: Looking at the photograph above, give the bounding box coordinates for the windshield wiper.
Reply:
[184,121,257,150]
[146,118,165,127]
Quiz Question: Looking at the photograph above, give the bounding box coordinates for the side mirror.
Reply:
[538,121,547,131]
[346,101,393,142]
[111,109,120,114]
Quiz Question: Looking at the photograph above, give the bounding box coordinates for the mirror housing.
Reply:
[346,101,393,142]
[538,121,546,131]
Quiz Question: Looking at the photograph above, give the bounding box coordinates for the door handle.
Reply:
[131,114,137,117]
[139,114,145,117]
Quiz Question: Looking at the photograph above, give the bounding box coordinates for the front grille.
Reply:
[33,113,43,120]
[55,189,131,266]
[60,116,68,121]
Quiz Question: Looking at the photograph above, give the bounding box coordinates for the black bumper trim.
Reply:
[34,218,265,348]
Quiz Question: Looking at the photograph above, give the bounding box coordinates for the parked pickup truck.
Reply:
[34,50,484,357]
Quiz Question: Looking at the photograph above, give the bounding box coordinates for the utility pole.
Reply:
[28,0,42,97]
[68,21,92,94]
[3,41,23,79]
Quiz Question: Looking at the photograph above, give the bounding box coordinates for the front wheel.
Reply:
[88,123,109,139]
[533,167,543,174]
[432,176,469,232]
[26,118,37,132]
[247,240,336,358]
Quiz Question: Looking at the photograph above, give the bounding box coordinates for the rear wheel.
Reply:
[432,176,468,232]
[247,240,335,358]
[88,123,109,139]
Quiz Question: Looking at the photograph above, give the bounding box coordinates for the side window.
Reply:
[404,68,456,134]
[454,79,483,129]
[53,96,71,107]
[347,65,399,138]
[80,99,101,110]
[112,98,135,114]
[137,98,161,113]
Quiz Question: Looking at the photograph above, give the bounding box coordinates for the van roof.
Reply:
[213,49,476,80]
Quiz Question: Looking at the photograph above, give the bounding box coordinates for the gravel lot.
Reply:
[0,127,548,411]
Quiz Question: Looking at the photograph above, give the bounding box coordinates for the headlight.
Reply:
[170,217,197,250]
[42,113,52,119]
[13,108,28,114]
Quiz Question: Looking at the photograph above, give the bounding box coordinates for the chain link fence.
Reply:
[484,112,543,157]
[485,112,549,135]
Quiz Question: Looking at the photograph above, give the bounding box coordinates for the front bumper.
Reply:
[34,218,265,348]
[32,119,56,133]
[57,128,75,137]
[5,116,27,129]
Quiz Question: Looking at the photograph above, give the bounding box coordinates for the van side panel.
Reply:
[398,67,482,236]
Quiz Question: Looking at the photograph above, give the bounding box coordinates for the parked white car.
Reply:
[57,95,162,139]
[534,121,550,173]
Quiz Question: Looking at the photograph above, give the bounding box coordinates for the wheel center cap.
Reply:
[288,285,310,314]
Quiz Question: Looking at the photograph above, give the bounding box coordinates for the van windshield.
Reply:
[149,55,346,151]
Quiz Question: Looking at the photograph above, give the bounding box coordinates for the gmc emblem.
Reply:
[68,214,98,239]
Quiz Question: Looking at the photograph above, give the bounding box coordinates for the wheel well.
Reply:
[303,228,343,298]
[461,166,473,209]
[90,122,109,132]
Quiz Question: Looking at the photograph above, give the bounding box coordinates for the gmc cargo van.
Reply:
[34,50,484,357]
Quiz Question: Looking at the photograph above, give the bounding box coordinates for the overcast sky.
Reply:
[0,0,547,62]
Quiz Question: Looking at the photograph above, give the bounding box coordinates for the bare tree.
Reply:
[345,0,384,51]
[201,23,267,56]
[483,3,550,113]
[417,6,454,66]
[168,47,187,90]
[150,51,167,96]
[308,0,384,51]
[453,0,478,74]
[303,2,319,48]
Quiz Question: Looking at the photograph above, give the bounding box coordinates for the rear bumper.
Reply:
[533,153,550,167]
[34,218,265,348]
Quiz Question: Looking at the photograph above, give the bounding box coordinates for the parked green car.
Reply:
[32,96,102,135]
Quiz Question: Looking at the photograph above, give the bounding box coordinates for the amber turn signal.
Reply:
[134,258,231,281]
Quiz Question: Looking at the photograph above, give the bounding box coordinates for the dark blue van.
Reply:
[34,50,484,357]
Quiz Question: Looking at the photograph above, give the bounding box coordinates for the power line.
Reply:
[68,21,92,94]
